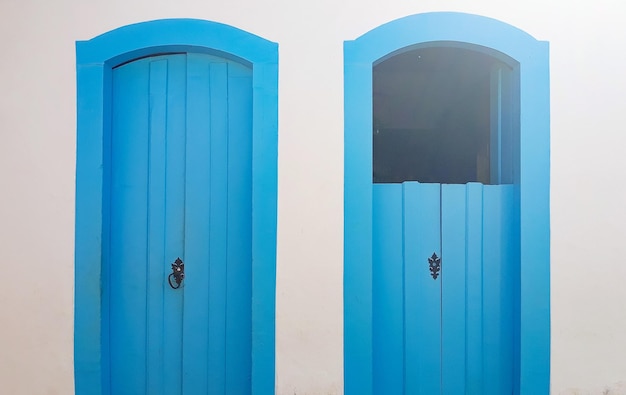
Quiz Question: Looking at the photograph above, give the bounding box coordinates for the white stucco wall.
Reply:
[1,0,626,394]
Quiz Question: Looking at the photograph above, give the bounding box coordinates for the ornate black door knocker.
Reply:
[168,257,185,289]
[428,252,441,280]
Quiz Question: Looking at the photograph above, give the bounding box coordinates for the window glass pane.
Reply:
[373,46,510,184]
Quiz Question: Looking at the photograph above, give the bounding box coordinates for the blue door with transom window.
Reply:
[370,48,519,394]
[108,52,253,394]
[344,13,550,395]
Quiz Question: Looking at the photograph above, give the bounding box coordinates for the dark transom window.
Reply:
[373,46,516,184]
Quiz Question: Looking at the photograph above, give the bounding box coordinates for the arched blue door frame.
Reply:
[344,12,550,394]
[75,19,278,395]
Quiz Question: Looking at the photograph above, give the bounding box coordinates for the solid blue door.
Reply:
[373,183,516,394]
[108,52,253,395]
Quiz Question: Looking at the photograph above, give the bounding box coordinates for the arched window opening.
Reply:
[373,45,518,184]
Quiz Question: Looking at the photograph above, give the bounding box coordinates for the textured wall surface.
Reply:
[1,0,625,393]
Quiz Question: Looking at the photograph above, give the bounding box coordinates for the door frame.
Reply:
[344,12,550,394]
[75,19,278,395]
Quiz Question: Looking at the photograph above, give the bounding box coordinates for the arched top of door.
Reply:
[76,18,278,67]
[345,12,545,66]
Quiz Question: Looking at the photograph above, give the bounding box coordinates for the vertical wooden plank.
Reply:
[500,185,515,393]
[465,183,484,393]
[404,182,441,395]
[441,184,466,395]
[509,66,522,395]
[206,61,229,395]
[372,184,404,395]
[482,186,506,395]
[225,67,253,394]
[109,59,150,395]
[146,58,167,395]
[511,185,522,395]
[162,54,187,395]
[182,54,212,395]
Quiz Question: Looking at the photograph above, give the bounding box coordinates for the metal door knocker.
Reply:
[428,252,441,280]
[168,257,185,289]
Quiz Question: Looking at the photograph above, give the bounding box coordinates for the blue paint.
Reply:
[109,58,151,394]
[225,66,254,393]
[465,183,484,393]
[372,184,404,394]
[75,19,278,395]
[180,54,216,393]
[344,12,549,395]
[369,181,519,394]
[206,60,229,394]
[159,55,187,395]
[145,58,169,395]
[343,59,374,395]
[404,182,441,395]
[441,184,467,394]
[481,186,516,394]
[110,53,250,394]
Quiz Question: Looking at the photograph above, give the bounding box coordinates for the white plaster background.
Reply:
[0,0,625,393]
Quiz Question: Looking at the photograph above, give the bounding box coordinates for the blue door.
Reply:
[344,13,550,395]
[108,52,253,394]
[371,51,519,394]
[372,183,517,394]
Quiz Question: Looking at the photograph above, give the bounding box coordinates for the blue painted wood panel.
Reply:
[372,182,516,394]
[161,55,187,395]
[403,182,441,395]
[206,60,229,395]
[181,53,213,393]
[441,184,466,395]
[110,56,151,395]
[481,185,515,395]
[145,59,168,395]
[373,184,404,394]
[225,66,254,392]
[465,183,484,393]
[109,53,252,395]
[441,183,516,395]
